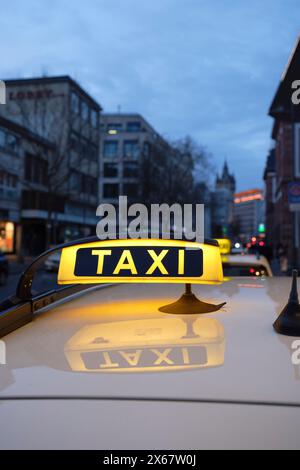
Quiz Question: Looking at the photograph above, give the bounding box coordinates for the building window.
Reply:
[103,183,119,199]
[80,138,90,160]
[25,153,47,185]
[88,143,98,161]
[81,140,87,159]
[104,141,118,159]
[82,175,98,196]
[104,162,118,178]
[6,133,19,155]
[73,136,98,162]
[0,129,19,155]
[70,171,81,192]
[0,171,17,188]
[127,122,141,133]
[91,110,98,129]
[0,171,18,201]
[124,140,139,160]
[65,203,84,217]
[70,172,97,196]
[22,190,65,212]
[108,123,122,130]
[123,183,138,198]
[143,142,150,157]
[0,222,15,254]
[71,92,80,114]
[70,132,80,153]
[10,174,17,188]
[81,101,90,122]
[123,161,139,178]
[0,129,5,148]
[107,123,123,135]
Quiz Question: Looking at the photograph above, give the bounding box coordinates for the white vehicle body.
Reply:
[231,247,247,255]
[0,277,299,449]
[222,254,273,277]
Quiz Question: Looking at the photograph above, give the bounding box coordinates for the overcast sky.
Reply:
[1,0,300,191]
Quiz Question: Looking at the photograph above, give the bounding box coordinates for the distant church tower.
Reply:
[215,161,236,194]
[212,161,236,237]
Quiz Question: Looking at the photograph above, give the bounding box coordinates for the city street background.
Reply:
[0,261,57,299]
[1,1,300,301]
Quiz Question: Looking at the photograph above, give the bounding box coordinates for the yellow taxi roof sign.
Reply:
[215,238,231,255]
[58,239,224,285]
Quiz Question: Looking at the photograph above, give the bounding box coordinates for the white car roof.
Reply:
[1,278,299,449]
[1,399,300,450]
[0,278,298,401]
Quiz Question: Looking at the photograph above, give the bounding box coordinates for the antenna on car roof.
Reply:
[273,270,300,336]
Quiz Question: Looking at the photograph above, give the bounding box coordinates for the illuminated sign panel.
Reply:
[215,238,231,255]
[234,189,263,204]
[58,239,223,285]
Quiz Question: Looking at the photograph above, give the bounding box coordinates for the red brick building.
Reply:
[263,149,276,245]
[266,36,300,268]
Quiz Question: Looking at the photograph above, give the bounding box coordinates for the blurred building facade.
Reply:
[211,161,236,237]
[0,76,214,257]
[263,149,276,246]
[0,116,55,256]
[233,189,265,241]
[266,36,300,267]
[0,76,101,254]
[99,113,169,204]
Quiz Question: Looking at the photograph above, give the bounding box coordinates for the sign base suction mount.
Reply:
[159,284,226,315]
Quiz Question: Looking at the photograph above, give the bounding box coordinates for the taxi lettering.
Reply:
[81,346,208,370]
[92,248,170,275]
[74,246,203,278]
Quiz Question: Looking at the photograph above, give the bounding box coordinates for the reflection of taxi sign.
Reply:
[58,239,223,285]
[215,239,231,255]
[64,317,225,373]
